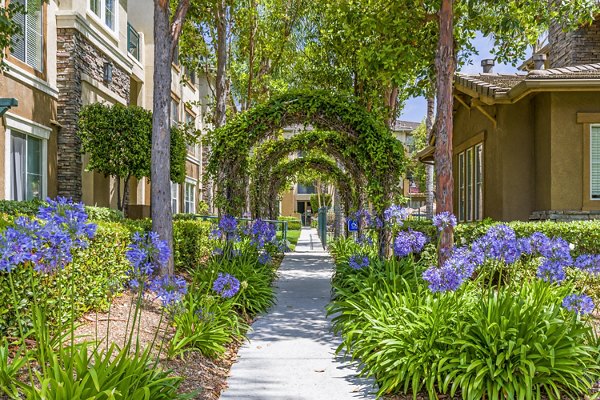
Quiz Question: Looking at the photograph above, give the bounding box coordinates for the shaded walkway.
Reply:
[220,228,375,399]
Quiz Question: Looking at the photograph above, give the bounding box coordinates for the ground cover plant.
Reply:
[329,207,600,399]
[0,200,284,399]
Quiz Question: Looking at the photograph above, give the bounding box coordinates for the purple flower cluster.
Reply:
[384,205,409,226]
[219,215,238,234]
[353,209,372,228]
[432,212,457,231]
[212,247,224,256]
[126,231,170,286]
[574,254,600,274]
[250,219,277,248]
[393,229,428,257]
[258,252,272,265]
[355,234,373,246]
[533,235,572,283]
[562,294,595,315]
[349,255,369,270]
[149,274,187,307]
[422,247,479,292]
[472,224,521,264]
[212,273,241,298]
[0,197,97,274]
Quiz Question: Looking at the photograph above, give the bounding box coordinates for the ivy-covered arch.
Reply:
[250,130,368,219]
[208,90,406,215]
[266,156,357,220]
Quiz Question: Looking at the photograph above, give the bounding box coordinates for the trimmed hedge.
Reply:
[0,221,132,336]
[278,216,301,231]
[0,199,124,222]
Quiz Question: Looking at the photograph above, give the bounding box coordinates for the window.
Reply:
[297,184,315,194]
[170,99,179,127]
[89,0,116,31]
[185,112,196,156]
[11,0,44,72]
[457,143,484,221]
[185,182,196,213]
[127,23,140,61]
[171,182,179,213]
[10,132,44,201]
[173,45,179,66]
[591,126,600,199]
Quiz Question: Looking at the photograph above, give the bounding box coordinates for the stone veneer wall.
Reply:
[548,19,600,68]
[529,210,600,222]
[56,28,130,201]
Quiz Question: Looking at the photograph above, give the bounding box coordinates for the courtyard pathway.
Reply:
[219,227,375,399]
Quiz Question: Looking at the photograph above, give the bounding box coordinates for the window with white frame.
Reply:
[89,0,116,31]
[591,126,600,199]
[185,182,196,213]
[170,98,179,127]
[11,0,44,71]
[171,182,180,213]
[457,143,484,221]
[185,111,196,156]
[6,114,49,202]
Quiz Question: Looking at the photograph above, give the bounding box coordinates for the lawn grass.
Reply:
[277,229,301,251]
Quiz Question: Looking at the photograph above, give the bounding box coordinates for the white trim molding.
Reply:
[4,113,52,140]
[4,63,59,99]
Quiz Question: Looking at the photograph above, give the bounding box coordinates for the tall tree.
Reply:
[152,0,190,275]
[425,96,435,219]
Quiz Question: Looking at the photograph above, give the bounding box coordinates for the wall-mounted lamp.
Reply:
[103,62,113,84]
[0,98,18,117]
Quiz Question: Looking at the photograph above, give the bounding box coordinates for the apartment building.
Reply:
[1,0,209,216]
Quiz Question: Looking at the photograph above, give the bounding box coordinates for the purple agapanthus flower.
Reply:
[432,212,457,231]
[423,246,478,292]
[250,219,277,248]
[348,255,369,270]
[472,224,521,264]
[536,259,567,283]
[353,209,372,228]
[562,294,594,315]
[219,215,238,234]
[393,229,428,257]
[212,273,240,298]
[212,247,224,256]
[149,274,187,307]
[355,234,373,246]
[574,254,600,275]
[384,205,409,226]
[258,252,272,265]
[38,197,96,247]
[125,231,170,288]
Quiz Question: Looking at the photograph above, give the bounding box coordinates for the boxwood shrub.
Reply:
[278,216,301,230]
[0,199,123,222]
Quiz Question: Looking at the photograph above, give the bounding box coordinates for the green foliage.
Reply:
[0,222,131,337]
[209,90,406,214]
[329,253,600,399]
[172,220,213,271]
[406,122,428,193]
[169,292,248,359]
[310,194,332,212]
[0,200,124,222]
[170,125,187,184]
[277,216,301,230]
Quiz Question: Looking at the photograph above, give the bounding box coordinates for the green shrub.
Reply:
[169,291,248,359]
[173,220,213,271]
[0,199,123,222]
[278,216,301,230]
[0,221,132,336]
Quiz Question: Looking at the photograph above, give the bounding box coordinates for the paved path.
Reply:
[220,227,375,400]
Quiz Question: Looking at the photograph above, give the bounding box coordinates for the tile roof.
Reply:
[393,120,420,131]
[454,63,600,101]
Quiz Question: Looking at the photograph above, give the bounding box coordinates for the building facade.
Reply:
[1,0,210,216]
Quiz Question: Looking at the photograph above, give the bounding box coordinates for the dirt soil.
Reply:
[74,293,243,400]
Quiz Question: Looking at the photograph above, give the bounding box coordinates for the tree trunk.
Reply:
[215,0,227,128]
[426,96,435,219]
[333,187,341,239]
[383,85,399,129]
[122,174,131,218]
[246,0,257,111]
[434,0,455,265]
[116,176,122,211]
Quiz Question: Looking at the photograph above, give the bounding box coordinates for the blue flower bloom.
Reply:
[536,259,566,283]
[250,219,277,248]
[432,212,457,231]
[562,294,594,315]
[355,234,373,246]
[258,252,272,265]
[348,255,369,270]
[149,274,187,307]
[423,246,477,292]
[212,247,224,256]
[471,224,521,264]
[125,232,170,287]
[393,229,428,257]
[212,273,240,298]
[352,209,372,228]
[219,215,238,234]
[574,254,600,275]
[384,205,409,226]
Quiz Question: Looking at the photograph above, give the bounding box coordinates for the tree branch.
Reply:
[171,0,191,56]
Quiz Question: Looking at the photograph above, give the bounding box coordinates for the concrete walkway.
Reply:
[220,228,375,400]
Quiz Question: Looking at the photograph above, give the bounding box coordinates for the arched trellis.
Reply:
[249,130,368,219]
[207,90,406,216]
[266,156,357,221]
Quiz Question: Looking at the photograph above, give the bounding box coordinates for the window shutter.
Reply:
[591,126,600,199]
[10,0,26,63]
[25,0,43,71]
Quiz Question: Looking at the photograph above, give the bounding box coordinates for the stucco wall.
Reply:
[0,76,58,199]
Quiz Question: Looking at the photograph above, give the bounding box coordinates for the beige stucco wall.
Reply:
[0,75,58,200]
[280,190,296,217]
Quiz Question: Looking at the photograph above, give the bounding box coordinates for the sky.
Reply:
[399,33,531,123]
